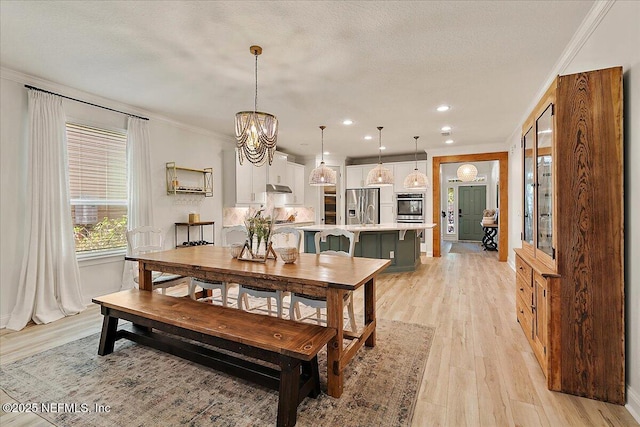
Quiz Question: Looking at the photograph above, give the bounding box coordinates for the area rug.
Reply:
[1,319,434,427]
[448,242,484,254]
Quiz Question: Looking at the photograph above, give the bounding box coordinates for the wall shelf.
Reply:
[166,162,213,197]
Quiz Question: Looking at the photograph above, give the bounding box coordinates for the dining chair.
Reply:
[126,226,189,294]
[188,225,247,306]
[289,228,357,331]
[237,226,302,318]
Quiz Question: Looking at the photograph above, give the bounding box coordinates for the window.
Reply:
[67,123,127,253]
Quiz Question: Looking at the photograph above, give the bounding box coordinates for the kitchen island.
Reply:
[299,223,436,273]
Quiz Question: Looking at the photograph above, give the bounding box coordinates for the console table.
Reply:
[481,223,498,251]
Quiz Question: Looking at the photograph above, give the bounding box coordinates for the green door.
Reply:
[458,185,486,241]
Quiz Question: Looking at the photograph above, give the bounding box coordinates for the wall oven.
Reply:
[395,193,425,223]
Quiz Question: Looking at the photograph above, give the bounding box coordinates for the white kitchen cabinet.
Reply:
[346,165,366,188]
[285,162,305,206]
[235,152,267,204]
[393,161,427,193]
[380,204,395,223]
[268,152,289,186]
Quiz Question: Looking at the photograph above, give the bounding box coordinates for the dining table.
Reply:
[126,245,390,398]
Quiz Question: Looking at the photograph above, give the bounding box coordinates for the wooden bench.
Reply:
[92,289,336,427]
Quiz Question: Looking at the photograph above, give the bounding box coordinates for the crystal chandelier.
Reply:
[235,45,278,166]
[403,136,429,190]
[309,125,337,186]
[457,164,478,181]
[366,127,394,186]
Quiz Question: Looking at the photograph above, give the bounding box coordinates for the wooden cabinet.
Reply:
[516,67,624,404]
[285,162,305,206]
[166,163,213,197]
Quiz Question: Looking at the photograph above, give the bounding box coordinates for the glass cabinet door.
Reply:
[536,104,554,257]
[523,127,534,246]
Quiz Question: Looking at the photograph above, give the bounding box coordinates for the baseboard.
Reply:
[627,385,640,423]
[0,313,10,329]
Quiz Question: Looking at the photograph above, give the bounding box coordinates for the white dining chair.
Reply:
[188,225,247,306]
[237,226,302,318]
[289,228,357,331]
[126,226,189,294]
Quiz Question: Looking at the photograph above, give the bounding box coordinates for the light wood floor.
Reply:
[1,250,637,427]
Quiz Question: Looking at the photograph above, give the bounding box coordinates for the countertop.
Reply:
[298,223,437,232]
[222,221,315,228]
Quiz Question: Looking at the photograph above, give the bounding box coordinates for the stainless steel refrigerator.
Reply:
[345,188,380,225]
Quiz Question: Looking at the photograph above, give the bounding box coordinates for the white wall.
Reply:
[0,71,233,326]
[506,0,640,417]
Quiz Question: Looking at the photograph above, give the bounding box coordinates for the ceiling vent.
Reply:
[441,130,451,136]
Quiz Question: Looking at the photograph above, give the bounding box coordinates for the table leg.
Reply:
[139,262,153,291]
[326,288,344,398]
[365,277,376,347]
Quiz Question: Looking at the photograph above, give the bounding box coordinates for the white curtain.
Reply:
[6,91,86,331]
[121,117,154,290]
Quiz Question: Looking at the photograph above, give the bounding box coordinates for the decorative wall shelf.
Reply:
[166,162,213,197]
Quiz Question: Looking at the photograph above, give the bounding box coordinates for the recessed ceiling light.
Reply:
[343,119,353,125]
[441,126,452,132]
[364,135,373,140]
[445,139,454,144]
[323,151,330,155]
[379,146,386,150]
[437,105,450,112]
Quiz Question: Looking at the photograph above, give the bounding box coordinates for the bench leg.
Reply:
[98,314,118,356]
[302,357,321,398]
[278,356,301,427]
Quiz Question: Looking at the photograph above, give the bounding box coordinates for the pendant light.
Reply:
[366,127,394,186]
[309,125,337,186]
[457,164,478,181]
[403,136,429,190]
[235,45,278,166]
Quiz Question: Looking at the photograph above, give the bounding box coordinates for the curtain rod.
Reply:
[24,85,149,121]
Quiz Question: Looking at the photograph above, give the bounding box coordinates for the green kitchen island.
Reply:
[299,223,436,273]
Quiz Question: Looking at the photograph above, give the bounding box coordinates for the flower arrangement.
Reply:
[243,207,275,257]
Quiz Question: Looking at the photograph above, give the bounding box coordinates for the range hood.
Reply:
[265,183,292,194]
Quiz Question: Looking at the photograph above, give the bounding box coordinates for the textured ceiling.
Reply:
[0,1,594,159]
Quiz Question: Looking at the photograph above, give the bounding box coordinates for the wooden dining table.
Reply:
[126,245,390,398]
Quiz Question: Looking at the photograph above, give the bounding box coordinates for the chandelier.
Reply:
[366,127,394,186]
[457,164,478,181]
[235,45,278,166]
[403,136,429,190]
[309,125,337,186]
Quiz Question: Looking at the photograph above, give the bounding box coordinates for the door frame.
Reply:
[432,152,508,261]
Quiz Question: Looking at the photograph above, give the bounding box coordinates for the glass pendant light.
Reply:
[457,164,478,181]
[403,136,429,190]
[235,45,278,166]
[309,125,337,186]
[366,127,394,186]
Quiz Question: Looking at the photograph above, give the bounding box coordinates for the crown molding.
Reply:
[0,66,234,142]
[516,0,615,129]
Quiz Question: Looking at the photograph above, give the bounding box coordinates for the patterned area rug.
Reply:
[1,319,434,427]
